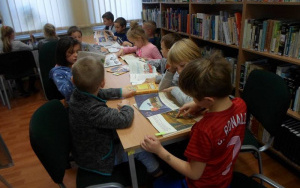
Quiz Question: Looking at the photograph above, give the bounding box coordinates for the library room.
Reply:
[0,0,299,187]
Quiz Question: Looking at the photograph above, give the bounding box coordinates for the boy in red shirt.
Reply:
[141,53,247,188]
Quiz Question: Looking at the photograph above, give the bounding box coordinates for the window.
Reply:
[0,0,142,34]
[87,0,142,25]
[0,0,73,33]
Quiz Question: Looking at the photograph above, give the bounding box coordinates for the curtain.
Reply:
[0,0,142,34]
[0,0,73,34]
[87,0,142,25]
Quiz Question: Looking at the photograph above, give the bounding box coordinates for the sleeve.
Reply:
[171,87,193,106]
[155,75,163,84]
[150,46,162,59]
[158,70,175,91]
[98,88,122,100]
[184,126,212,162]
[50,69,74,101]
[15,41,33,51]
[88,104,134,129]
[147,59,162,72]
[123,46,137,54]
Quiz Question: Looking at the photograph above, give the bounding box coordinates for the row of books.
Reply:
[242,19,300,59]
[190,11,242,46]
[247,0,300,2]
[142,8,162,28]
[274,116,300,166]
[161,8,189,33]
[239,58,300,113]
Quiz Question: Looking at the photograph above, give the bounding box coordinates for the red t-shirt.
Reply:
[184,98,247,188]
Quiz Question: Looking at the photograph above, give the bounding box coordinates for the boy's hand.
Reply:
[117,99,130,109]
[141,135,163,154]
[122,87,136,98]
[122,41,132,47]
[177,101,204,118]
[116,49,124,57]
[144,77,156,83]
[162,86,175,93]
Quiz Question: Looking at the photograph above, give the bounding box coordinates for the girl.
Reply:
[38,23,58,50]
[116,21,162,60]
[145,33,182,84]
[49,36,81,102]
[159,38,201,106]
[67,26,98,52]
[0,26,38,96]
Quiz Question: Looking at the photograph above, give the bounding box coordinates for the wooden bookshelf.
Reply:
[142,0,300,173]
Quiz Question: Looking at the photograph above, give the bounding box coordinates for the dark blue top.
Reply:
[114,32,128,43]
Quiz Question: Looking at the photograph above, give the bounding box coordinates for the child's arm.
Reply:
[158,69,176,91]
[169,87,193,106]
[122,46,138,55]
[50,69,74,101]
[98,88,135,99]
[150,45,162,59]
[177,101,207,117]
[141,135,206,180]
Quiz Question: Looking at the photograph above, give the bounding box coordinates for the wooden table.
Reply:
[83,35,190,188]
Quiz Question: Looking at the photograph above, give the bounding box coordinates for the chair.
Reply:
[0,50,37,109]
[0,134,14,188]
[29,99,129,188]
[38,41,64,100]
[241,70,291,174]
[231,171,284,188]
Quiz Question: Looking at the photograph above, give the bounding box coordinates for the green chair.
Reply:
[29,99,149,188]
[38,41,64,100]
[241,70,291,174]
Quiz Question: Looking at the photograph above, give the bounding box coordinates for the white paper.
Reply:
[148,115,177,134]
[104,54,122,67]
[158,92,179,110]
[129,73,157,83]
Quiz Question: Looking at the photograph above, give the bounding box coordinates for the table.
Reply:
[83,35,190,188]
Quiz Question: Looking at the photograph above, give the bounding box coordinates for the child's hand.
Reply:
[116,49,124,57]
[113,36,117,41]
[117,99,130,109]
[168,65,177,74]
[177,101,205,118]
[122,87,136,98]
[162,86,175,93]
[141,135,163,154]
[144,77,156,83]
[122,41,132,47]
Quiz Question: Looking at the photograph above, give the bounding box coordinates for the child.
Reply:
[102,11,116,33]
[38,23,58,50]
[67,25,98,52]
[69,56,162,177]
[142,21,160,50]
[141,53,247,188]
[49,36,81,102]
[159,38,201,106]
[116,21,162,60]
[113,17,129,44]
[145,33,182,84]
[0,25,38,96]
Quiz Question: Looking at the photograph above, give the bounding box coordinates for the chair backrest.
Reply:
[0,50,36,79]
[242,70,291,136]
[0,134,13,169]
[38,40,64,100]
[29,99,70,185]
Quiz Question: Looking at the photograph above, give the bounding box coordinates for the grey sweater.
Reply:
[69,88,134,175]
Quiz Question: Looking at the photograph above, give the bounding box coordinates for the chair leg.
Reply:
[0,175,13,188]
[256,151,263,175]
[0,87,5,106]
[0,77,11,109]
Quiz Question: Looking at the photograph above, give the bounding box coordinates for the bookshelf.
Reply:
[142,0,300,169]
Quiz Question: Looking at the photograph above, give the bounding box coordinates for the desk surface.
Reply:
[83,35,190,152]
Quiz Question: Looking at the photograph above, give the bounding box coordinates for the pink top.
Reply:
[123,42,162,59]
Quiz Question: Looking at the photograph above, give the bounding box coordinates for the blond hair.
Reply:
[72,56,105,93]
[43,23,57,39]
[127,21,147,42]
[1,26,14,53]
[179,52,232,100]
[168,38,201,65]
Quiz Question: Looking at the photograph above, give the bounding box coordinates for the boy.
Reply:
[141,53,247,188]
[102,11,116,33]
[142,21,160,50]
[69,56,161,177]
[67,26,98,52]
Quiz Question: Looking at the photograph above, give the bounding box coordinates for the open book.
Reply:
[134,92,200,135]
[78,51,121,68]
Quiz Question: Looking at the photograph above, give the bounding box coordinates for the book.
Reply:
[127,83,159,95]
[104,53,122,67]
[107,65,129,76]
